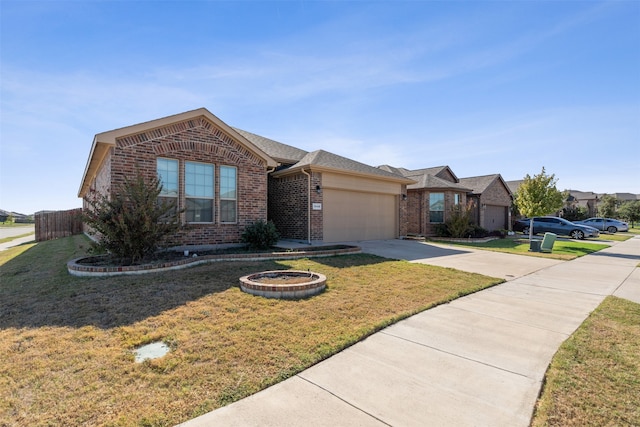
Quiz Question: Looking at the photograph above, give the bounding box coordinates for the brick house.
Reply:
[235,129,413,243]
[458,174,513,231]
[379,165,472,236]
[79,108,413,246]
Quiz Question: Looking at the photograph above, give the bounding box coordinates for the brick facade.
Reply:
[406,189,468,236]
[268,170,324,242]
[84,117,269,246]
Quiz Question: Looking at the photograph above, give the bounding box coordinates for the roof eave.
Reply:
[78,136,115,198]
[272,164,415,184]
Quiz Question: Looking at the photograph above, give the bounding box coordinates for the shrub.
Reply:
[241,219,280,249]
[82,173,181,265]
[446,202,476,238]
[432,223,450,237]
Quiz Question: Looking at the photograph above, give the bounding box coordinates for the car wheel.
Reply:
[570,230,585,240]
[522,226,530,235]
[607,226,617,233]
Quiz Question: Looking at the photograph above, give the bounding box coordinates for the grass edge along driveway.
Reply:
[1,235,502,426]
[531,296,640,426]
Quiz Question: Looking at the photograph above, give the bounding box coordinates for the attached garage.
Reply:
[268,150,413,243]
[484,205,508,231]
[323,189,398,242]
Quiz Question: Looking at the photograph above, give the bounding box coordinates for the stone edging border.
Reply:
[67,246,361,277]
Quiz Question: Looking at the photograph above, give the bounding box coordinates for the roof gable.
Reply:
[79,108,277,197]
[459,174,512,196]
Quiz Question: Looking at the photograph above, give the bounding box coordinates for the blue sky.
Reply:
[1,0,639,214]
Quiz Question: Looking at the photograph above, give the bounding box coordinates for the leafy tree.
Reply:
[597,194,617,218]
[514,167,564,240]
[617,200,640,227]
[83,173,182,265]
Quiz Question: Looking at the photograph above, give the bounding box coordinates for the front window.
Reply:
[220,166,237,223]
[157,158,179,209]
[429,193,445,223]
[454,193,461,206]
[185,161,214,223]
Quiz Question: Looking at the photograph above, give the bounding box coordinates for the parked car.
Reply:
[514,217,600,239]
[575,217,629,233]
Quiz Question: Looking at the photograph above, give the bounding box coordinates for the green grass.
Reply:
[431,236,608,260]
[532,296,640,426]
[0,235,502,426]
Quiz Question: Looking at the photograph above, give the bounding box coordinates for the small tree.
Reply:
[514,167,564,241]
[597,194,617,218]
[446,200,476,238]
[83,173,181,265]
[618,200,640,227]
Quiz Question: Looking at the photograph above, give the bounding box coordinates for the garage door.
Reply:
[484,205,507,231]
[323,189,397,242]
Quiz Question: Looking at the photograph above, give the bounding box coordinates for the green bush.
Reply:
[241,219,280,249]
[82,173,181,265]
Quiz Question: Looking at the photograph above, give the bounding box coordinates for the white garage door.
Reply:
[323,189,397,242]
[485,205,507,231]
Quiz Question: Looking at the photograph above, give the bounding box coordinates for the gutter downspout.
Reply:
[301,168,312,245]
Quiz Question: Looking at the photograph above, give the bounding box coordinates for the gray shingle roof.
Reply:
[408,174,472,191]
[233,128,308,164]
[459,174,511,195]
[505,180,523,194]
[280,150,412,181]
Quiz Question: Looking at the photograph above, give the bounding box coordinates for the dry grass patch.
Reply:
[1,235,501,426]
[532,296,640,426]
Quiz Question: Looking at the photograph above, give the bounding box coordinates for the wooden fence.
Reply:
[35,208,84,242]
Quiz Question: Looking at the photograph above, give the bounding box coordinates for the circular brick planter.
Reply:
[239,270,327,299]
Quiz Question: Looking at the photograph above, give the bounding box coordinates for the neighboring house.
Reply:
[611,193,640,202]
[379,165,471,236]
[505,180,523,196]
[79,108,413,246]
[565,190,599,217]
[458,174,513,231]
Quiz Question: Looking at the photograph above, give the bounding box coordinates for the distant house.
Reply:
[79,108,413,246]
[379,165,472,236]
[565,190,599,217]
[459,174,512,232]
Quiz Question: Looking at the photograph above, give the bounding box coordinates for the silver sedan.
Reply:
[575,217,629,233]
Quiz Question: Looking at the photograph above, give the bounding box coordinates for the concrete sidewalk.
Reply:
[180,237,639,427]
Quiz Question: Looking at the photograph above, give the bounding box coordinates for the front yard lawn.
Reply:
[0,235,502,426]
[432,237,609,260]
[532,296,640,426]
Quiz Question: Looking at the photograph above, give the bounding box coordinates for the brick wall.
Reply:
[84,117,269,246]
[267,170,324,242]
[268,173,308,240]
[406,189,468,236]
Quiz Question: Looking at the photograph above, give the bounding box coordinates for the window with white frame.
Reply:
[157,158,179,209]
[454,193,461,206]
[219,166,237,223]
[185,161,214,223]
[429,193,445,223]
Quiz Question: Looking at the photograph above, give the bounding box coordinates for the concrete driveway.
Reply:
[353,239,563,281]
